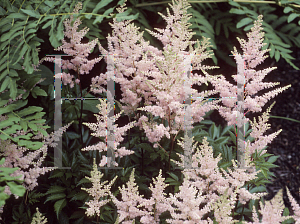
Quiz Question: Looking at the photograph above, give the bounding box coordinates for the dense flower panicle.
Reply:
[244,102,282,156]
[135,170,174,223]
[166,178,214,223]
[31,207,47,224]
[210,15,291,127]
[94,0,221,147]
[81,158,117,217]
[81,99,136,167]
[170,136,267,217]
[94,3,164,116]
[109,168,149,223]
[41,2,102,88]
[244,189,294,224]
[286,187,300,223]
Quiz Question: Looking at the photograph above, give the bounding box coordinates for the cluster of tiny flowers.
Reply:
[46,0,299,222]
[30,207,47,224]
[41,2,102,88]
[81,99,136,167]
[93,0,220,148]
[81,158,117,217]
[210,15,291,127]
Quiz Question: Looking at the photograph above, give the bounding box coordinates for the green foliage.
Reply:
[0,0,137,101]
[0,158,26,208]
[0,97,49,150]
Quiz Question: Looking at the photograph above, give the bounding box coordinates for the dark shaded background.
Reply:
[261,47,300,215]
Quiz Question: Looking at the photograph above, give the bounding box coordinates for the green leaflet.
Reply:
[287,13,299,23]
[54,199,67,220]
[92,0,113,14]
[237,17,253,29]
[20,9,40,19]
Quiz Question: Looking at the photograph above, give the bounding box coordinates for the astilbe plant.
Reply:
[45,0,299,222]
[81,98,136,167]
[42,2,102,89]
[94,0,221,150]
[210,15,291,129]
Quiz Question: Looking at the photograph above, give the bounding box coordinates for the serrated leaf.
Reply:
[214,136,230,145]
[93,7,114,24]
[16,106,42,117]
[269,45,275,57]
[42,20,53,30]
[0,30,20,42]
[237,17,253,29]
[0,6,5,16]
[56,19,64,40]
[6,182,26,197]
[13,44,28,66]
[4,124,22,135]
[46,185,66,195]
[261,162,279,169]
[27,122,37,131]
[223,25,229,38]
[76,177,91,187]
[49,28,60,48]
[70,192,88,202]
[275,45,292,53]
[66,131,81,140]
[150,153,159,160]
[49,171,64,179]
[54,198,67,219]
[44,0,56,8]
[249,185,266,193]
[6,12,28,19]
[44,193,66,204]
[8,69,18,78]
[19,120,28,132]
[166,172,179,181]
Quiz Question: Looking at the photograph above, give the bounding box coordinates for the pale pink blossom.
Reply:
[46,1,298,223]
